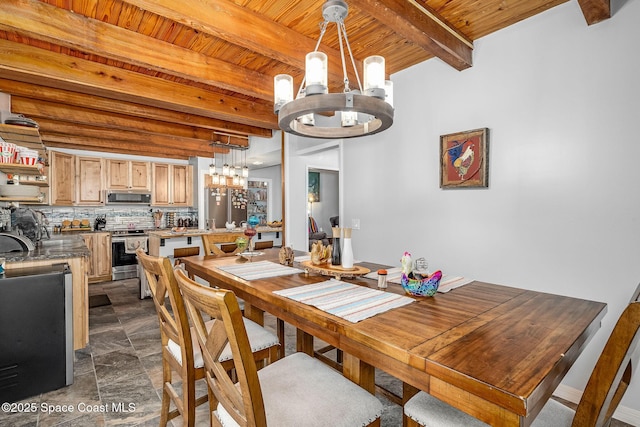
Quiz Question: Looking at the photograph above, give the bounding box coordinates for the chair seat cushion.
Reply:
[167,318,280,368]
[530,398,574,427]
[404,391,575,427]
[216,352,382,427]
[405,391,488,427]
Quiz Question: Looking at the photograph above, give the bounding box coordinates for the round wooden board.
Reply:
[300,260,370,278]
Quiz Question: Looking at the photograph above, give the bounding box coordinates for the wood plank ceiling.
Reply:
[0,0,611,160]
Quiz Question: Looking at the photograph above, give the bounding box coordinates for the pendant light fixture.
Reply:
[273,0,394,139]
[207,131,250,191]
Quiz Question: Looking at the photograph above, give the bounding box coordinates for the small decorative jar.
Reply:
[377,269,388,290]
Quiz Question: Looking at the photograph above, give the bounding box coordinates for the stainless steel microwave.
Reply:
[105,190,152,205]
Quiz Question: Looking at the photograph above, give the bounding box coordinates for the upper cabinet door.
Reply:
[151,163,170,206]
[50,151,76,206]
[76,156,104,205]
[130,161,151,190]
[171,164,192,206]
[151,163,192,206]
[106,159,151,191]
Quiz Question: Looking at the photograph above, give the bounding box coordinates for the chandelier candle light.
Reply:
[273,0,394,139]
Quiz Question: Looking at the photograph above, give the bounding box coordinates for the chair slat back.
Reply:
[175,268,267,427]
[202,233,245,256]
[572,283,640,427]
[137,249,196,368]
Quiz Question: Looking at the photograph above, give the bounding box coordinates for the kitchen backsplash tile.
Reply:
[38,206,197,231]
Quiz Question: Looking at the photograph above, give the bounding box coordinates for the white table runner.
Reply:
[274,279,414,323]
[218,260,304,281]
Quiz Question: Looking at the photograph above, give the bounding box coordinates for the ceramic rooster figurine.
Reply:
[401,251,413,275]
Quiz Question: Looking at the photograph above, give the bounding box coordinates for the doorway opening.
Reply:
[307,167,339,249]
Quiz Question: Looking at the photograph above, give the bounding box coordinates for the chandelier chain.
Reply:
[336,17,350,92]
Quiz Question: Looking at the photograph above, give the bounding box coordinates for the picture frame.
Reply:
[308,171,320,202]
[440,128,489,189]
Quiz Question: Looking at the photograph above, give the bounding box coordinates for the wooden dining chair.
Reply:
[136,249,281,427]
[404,283,640,427]
[201,233,245,256]
[189,235,287,359]
[174,267,384,427]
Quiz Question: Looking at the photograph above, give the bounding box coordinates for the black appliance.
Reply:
[112,229,148,281]
[105,190,151,205]
[0,263,73,403]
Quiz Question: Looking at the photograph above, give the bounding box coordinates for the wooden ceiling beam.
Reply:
[348,0,473,70]
[0,39,278,130]
[42,135,201,159]
[577,0,611,25]
[120,0,347,83]
[0,0,273,102]
[35,118,218,155]
[0,79,271,137]
[11,97,249,148]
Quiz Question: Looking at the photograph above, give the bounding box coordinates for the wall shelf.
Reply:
[0,163,44,176]
[18,180,49,187]
[0,196,44,203]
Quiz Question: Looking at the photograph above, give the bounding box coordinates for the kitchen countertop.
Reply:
[4,234,91,263]
[148,227,283,239]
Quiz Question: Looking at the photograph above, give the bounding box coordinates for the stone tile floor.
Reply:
[0,278,632,426]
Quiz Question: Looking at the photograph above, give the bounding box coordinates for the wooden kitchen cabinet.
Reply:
[76,156,104,205]
[81,232,112,283]
[50,151,76,205]
[50,152,104,206]
[106,159,151,191]
[151,163,192,206]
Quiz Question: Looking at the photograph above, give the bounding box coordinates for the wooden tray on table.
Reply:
[300,260,370,279]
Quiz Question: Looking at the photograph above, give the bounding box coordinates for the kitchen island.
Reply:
[5,234,91,350]
[148,226,283,261]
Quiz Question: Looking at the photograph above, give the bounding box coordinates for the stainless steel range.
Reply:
[111,229,149,281]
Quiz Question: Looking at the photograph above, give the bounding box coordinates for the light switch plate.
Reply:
[351,218,360,230]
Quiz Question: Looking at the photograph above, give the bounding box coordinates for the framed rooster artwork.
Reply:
[440,128,489,189]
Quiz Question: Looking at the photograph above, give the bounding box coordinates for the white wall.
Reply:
[341,0,640,420]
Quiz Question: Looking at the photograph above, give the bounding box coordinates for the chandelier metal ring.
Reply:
[278,93,393,138]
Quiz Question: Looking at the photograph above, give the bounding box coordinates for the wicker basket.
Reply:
[400,271,442,297]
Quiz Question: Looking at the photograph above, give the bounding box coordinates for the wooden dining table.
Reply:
[180,249,607,427]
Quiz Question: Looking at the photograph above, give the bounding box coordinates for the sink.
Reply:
[38,239,68,247]
[0,233,35,252]
[37,235,83,249]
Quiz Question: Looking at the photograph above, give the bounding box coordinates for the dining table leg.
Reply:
[296,328,314,356]
[243,302,264,326]
[343,353,375,394]
[402,383,420,427]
